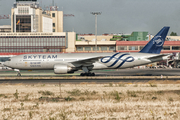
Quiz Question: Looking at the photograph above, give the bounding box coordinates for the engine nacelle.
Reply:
[54,64,74,74]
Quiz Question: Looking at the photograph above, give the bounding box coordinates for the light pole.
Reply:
[91,12,101,52]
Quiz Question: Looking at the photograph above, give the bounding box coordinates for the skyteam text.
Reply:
[23,55,57,59]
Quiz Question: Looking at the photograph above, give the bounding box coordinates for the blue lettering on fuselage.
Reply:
[24,56,27,59]
[52,55,57,59]
[42,55,46,59]
[23,55,57,59]
[47,55,51,59]
[28,56,32,59]
[38,55,41,59]
[33,55,37,59]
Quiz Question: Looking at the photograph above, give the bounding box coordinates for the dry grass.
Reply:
[0,81,180,119]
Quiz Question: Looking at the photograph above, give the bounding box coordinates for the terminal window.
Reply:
[77,47,83,51]
[0,36,66,53]
[172,46,180,50]
[129,46,138,50]
[85,47,91,51]
[101,46,107,51]
[163,46,170,50]
[140,46,144,50]
[109,46,115,51]
[53,23,55,27]
[16,15,31,32]
[93,47,99,51]
[118,46,127,50]
[52,13,55,17]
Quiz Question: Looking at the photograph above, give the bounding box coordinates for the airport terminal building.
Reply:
[0,0,76,56]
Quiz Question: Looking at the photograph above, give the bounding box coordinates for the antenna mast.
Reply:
[52,0,54,6]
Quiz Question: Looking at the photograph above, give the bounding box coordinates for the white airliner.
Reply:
[4,27,170,76]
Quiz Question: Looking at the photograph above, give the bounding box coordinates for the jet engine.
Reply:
[54,64,75,74]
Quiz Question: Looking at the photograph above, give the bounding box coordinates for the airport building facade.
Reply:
[0,32,76,54]
[0,32,65,53]
[116,41,180,53]
[76,34,180,53]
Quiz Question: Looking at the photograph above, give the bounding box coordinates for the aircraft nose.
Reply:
[0,62,3,67]
[4,61,9,67]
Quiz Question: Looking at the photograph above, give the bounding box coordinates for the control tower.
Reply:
[11,0,63,33]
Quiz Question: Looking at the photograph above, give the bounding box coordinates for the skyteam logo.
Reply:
[101,53,134,68]
[153,36,163,46]
[23,55,57,59]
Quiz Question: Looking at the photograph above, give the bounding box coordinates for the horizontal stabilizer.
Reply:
[146,54,167,60]
[146,54,172,61]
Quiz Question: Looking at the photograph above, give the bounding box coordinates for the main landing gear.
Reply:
[80,66,95,76]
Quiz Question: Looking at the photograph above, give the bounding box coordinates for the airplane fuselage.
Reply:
[4,52,166,71]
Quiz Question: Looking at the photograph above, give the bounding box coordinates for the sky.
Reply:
[0,0,180,35]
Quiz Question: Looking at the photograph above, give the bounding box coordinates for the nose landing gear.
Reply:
[14,69,21,77]
[17,72,21,77]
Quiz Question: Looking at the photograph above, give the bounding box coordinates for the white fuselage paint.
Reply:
[4,52,167,71]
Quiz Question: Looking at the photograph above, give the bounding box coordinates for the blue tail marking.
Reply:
[139,26,170,54]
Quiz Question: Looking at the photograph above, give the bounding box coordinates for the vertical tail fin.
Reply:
[139,26,170,54]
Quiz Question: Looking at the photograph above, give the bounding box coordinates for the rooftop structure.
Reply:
[14,0,39,8]
[0,25,11,32]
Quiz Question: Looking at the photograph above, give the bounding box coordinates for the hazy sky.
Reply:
[0,0,180,35]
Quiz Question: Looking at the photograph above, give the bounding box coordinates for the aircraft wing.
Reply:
[69,56,103,67]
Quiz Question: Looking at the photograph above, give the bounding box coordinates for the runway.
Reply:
[94,68,180,76]
[0,68,180,84]
[0,68,180,76]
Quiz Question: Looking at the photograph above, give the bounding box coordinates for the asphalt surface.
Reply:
[94,68,180,76]
[0,79,156,84]
[0,68,180,77]
[0,68,180,84]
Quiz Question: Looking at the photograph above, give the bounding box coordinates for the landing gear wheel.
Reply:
[80,73,85,76]
[17,73,21,77]
[80,72,95,76]
[91,73,95,76]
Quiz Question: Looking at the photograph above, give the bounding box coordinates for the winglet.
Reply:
[139,27,170,54]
